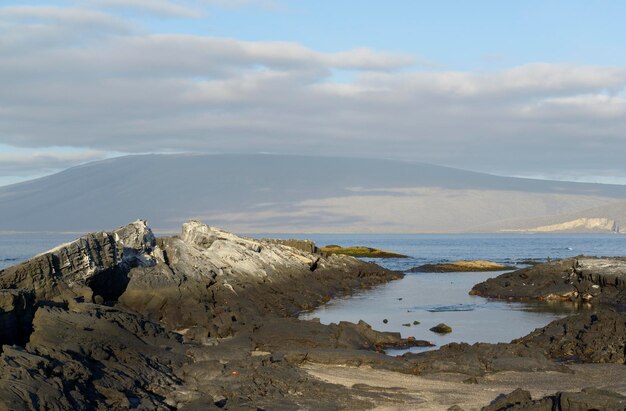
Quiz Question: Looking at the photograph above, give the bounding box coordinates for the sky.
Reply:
[1,0,626,186]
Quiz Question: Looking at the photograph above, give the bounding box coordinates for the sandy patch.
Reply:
[302,363,626,410]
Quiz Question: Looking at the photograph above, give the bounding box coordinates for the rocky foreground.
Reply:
[0,223,625,410]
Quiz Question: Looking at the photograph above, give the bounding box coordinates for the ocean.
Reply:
[2,232,625,352]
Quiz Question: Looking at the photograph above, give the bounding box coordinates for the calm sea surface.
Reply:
[2,232,625,352]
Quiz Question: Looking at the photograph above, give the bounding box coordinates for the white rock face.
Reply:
[505,217,620,233]
[170,220,345,282]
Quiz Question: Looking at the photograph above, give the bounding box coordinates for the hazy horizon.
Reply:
[1,153,625,234]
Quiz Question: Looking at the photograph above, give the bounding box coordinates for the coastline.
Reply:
[1,222,625,409]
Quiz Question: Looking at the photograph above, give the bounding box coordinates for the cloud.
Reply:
[93,0,204,18]
[1,4,626,181]
[201,0,282,10]
[0,148,108,176]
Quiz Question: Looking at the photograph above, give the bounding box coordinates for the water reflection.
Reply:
[300,270,577,355]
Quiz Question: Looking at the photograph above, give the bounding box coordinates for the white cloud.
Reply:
[1,4,626,180]
[94,0,204,18]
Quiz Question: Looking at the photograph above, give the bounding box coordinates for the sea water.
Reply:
[2,232,625,352]
[271,233,626,353]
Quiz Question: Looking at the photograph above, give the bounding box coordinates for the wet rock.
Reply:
[430,323,452,333]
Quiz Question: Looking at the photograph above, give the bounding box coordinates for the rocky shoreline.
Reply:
[0,222,625,410]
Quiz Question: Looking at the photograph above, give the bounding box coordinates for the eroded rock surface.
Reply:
[403,342,569,376]
[2,221,625,410]
[0,220,157,303]
[0,220,417,410]
[471,256,626,307]
[516,309,626,364]
[482,387,626,411]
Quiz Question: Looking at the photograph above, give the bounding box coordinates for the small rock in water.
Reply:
[383,319,388,324]
[430,323,452,334]
[412,320,420,325]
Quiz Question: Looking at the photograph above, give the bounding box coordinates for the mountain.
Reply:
[1,153,626,233]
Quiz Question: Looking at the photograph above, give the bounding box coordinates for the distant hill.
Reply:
[1,154,626,233]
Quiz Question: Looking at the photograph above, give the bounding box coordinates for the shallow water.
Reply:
[283,233,625,353]
[0,233,78,269]
[299,270,580,354]
[1,232,621,353]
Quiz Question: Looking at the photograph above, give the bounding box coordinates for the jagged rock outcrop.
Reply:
[0,220,158,303]
[470,256,626,307]
[0,220,416,410]
[119,220,401,338]
[0,304,187,410]
[2,220,624,410]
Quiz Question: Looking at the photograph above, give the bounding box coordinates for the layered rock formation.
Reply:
[504,217,621,233]
[470,256,626,307]
[0,220,421,409]
[1,222,625,410]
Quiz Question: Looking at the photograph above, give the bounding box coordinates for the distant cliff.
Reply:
[504,217,620,233]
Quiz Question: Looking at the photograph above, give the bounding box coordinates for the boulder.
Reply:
[470,256,626,307]
[430,323,452,333]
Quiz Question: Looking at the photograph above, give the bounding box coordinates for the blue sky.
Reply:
[1,0,626,186]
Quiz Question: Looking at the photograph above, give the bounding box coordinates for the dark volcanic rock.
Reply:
[0,220,412,410]
[482,388,535,411]
[403,342,569,376]
[516,309,626,364]
[470,258,578,301]
[482,387,626,410]
[119,221,402,338]
[0,304,187,410]
[0,289,35,347]
[4,220,624,410]
[470,256,626,307]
